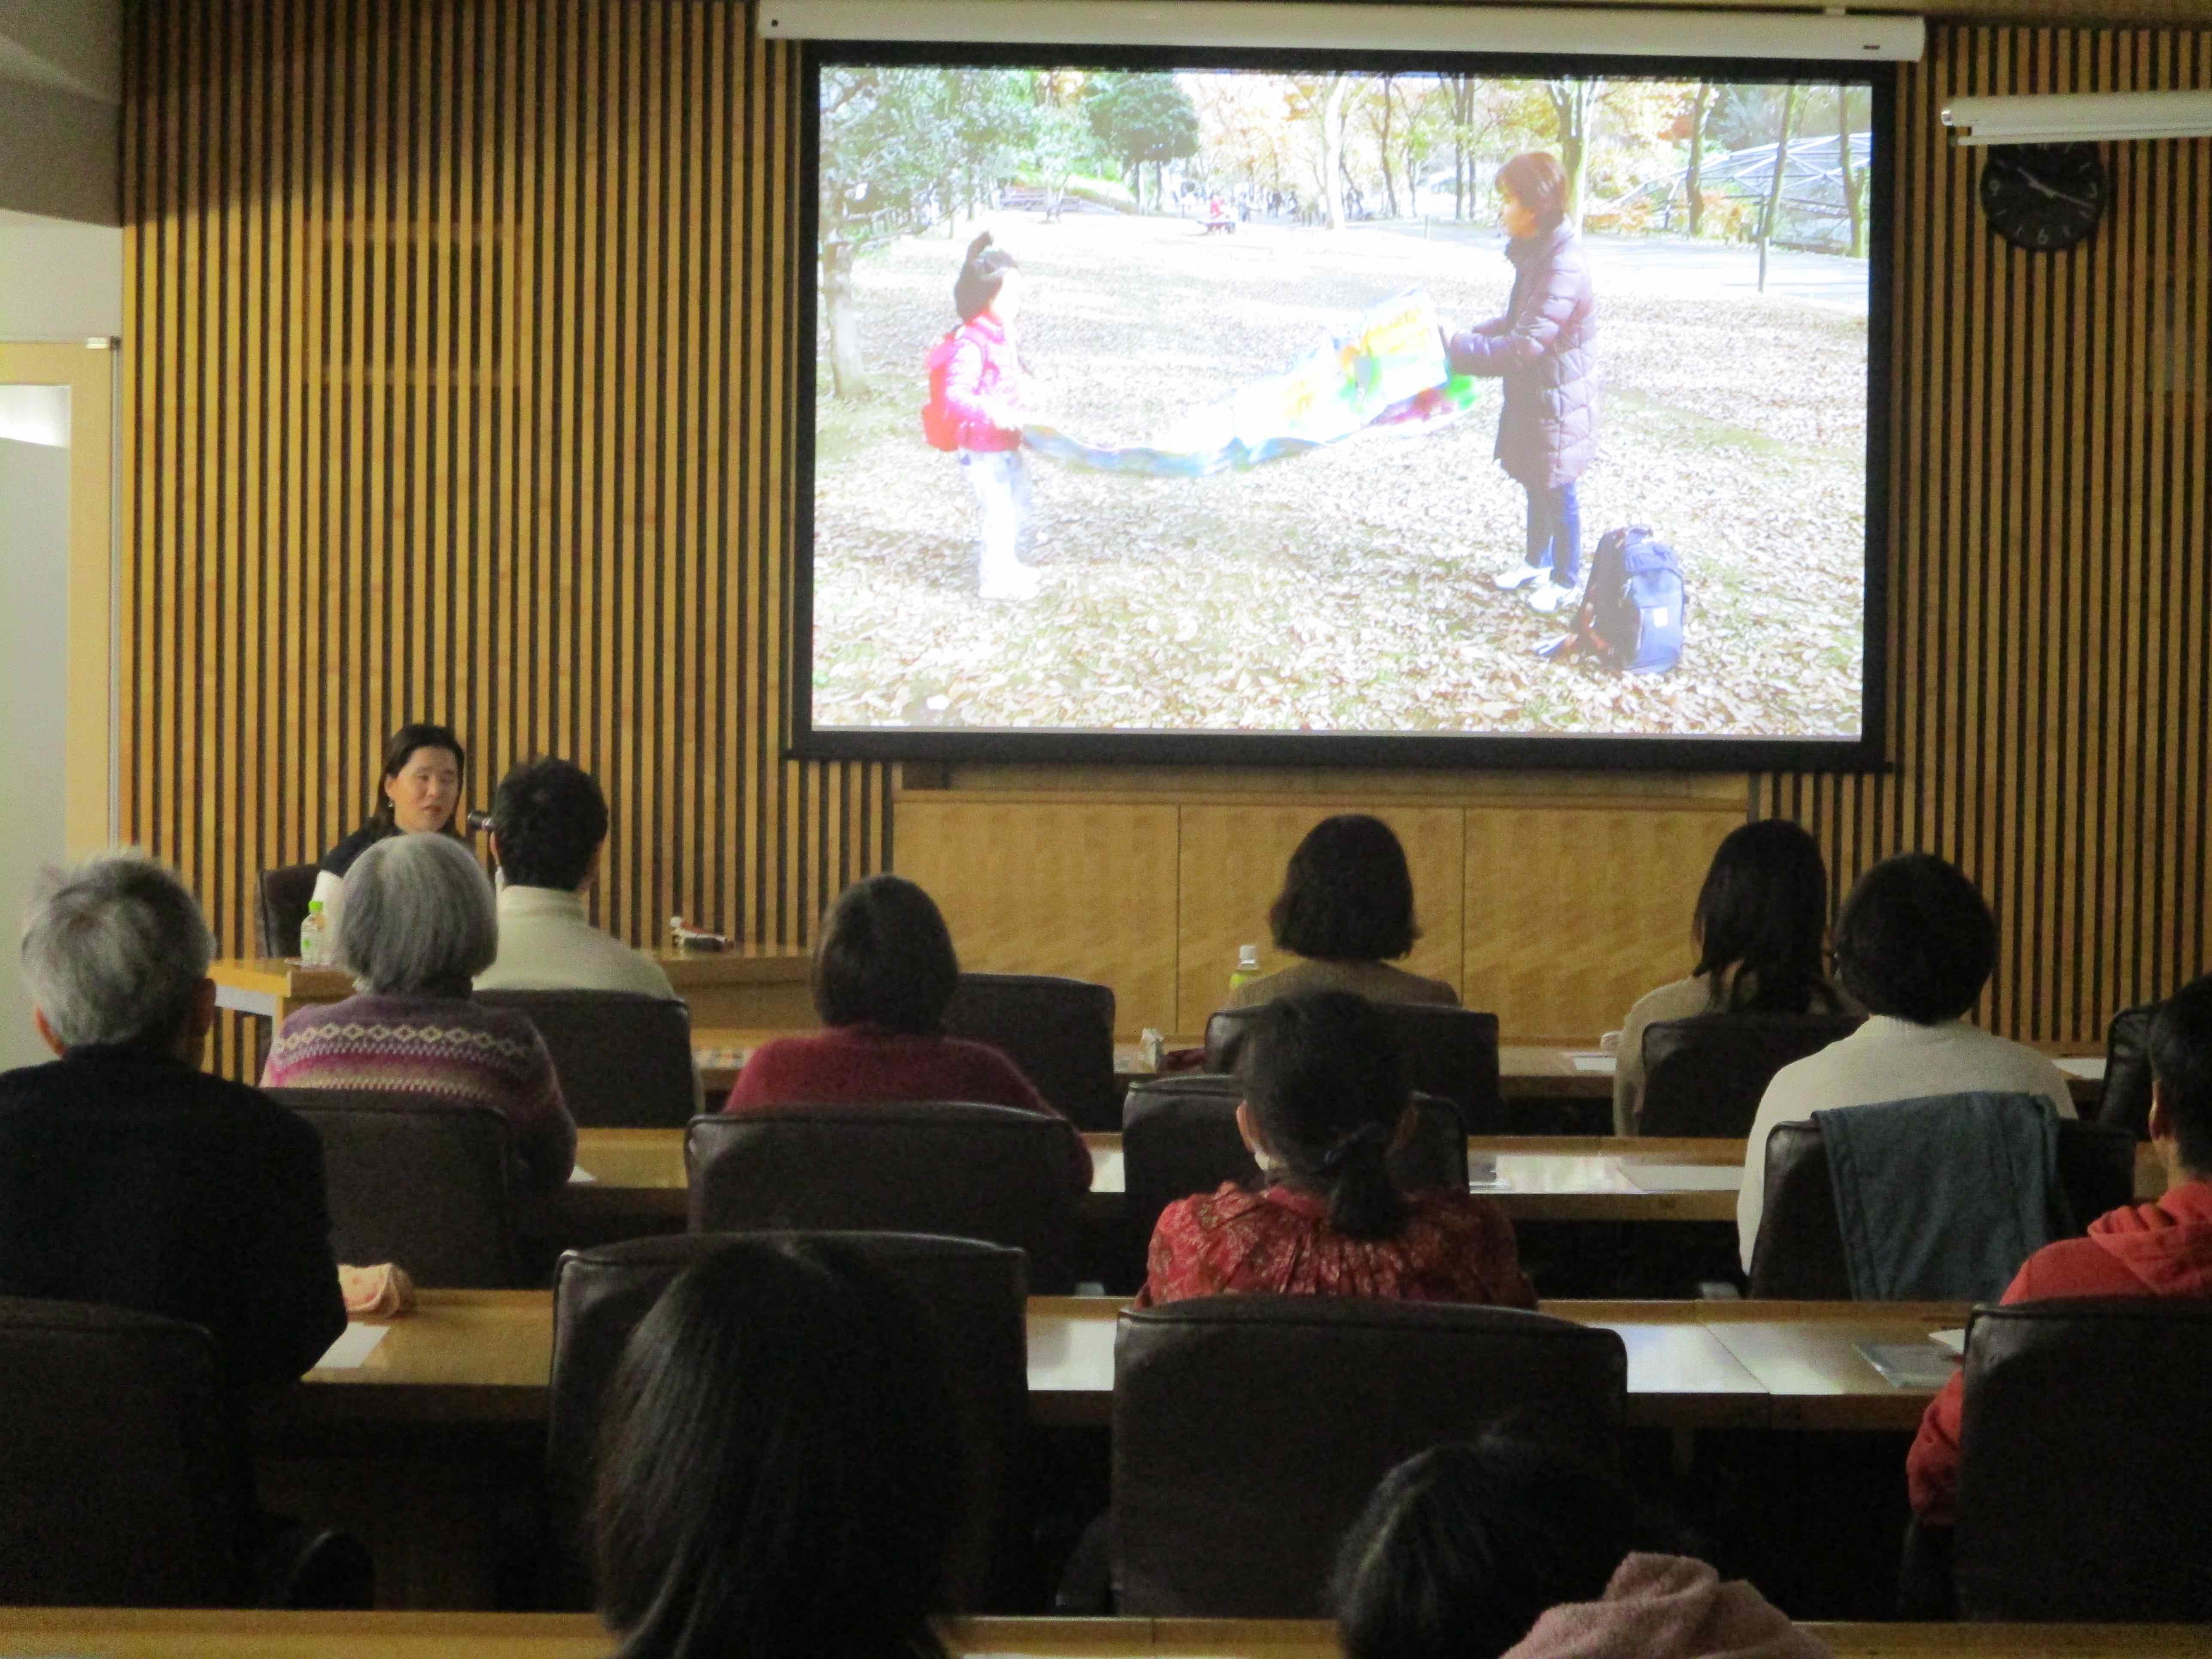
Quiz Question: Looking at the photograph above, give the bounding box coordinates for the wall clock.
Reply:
[1979,143,2107,252]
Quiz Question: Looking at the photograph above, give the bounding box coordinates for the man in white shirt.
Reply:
[474,759,678,999]
[1738,852,2074,1270]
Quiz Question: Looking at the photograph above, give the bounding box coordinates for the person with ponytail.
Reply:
[933,231,1040,602]
[1136,992,1536,1308]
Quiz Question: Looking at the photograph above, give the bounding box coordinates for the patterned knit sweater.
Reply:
[262,992,576,1191]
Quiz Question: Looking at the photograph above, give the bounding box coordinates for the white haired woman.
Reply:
[262,833,575,1189]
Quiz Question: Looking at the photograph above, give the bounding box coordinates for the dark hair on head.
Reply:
[1832,853,1997,1024]
[813,874,960,1035]
[1240,991,1410,1240]
[2149,973,2212,1175]
[1331,1429,1694,1659]
[1691,820,1831,1013]
[1495,152,1570,231]
[1270,815,1419,963]
[590,1237,964,1659]
[376,722,466,823]
[490,758,609,891]
[954,231,1018,322]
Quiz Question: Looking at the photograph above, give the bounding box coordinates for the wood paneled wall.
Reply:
[1767,24,2212,1043]
[121,0,886,1076]
[119,10,2209,1069]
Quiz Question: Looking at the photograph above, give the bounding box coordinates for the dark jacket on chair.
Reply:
[0,1047,346,1428]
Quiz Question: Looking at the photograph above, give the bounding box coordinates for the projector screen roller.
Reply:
[797,49,1889,769]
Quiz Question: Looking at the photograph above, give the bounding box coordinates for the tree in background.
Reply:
[1546,77,1601,231]
[1836,83,1867,258]
[1686,82,1712,237]
[1757,82,1802,291]
[1083,72,1199,211]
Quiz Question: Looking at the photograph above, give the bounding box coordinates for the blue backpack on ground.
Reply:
[1548,525,1686,674]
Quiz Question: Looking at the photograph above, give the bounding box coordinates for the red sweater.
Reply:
[725,1024,1091,1193]
[1908,1176,2212,1523]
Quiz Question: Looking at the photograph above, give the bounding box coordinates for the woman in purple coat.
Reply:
[1446,152,1598,616]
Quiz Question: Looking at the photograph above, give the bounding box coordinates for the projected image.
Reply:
[809,65,1872,742]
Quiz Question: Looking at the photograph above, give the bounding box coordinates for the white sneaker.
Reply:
[1524,577,1574,614]
[977,564,1042,602]
[1493,562,1548,591]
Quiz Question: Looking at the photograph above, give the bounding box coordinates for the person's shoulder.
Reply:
[1627,975,1712,1026]
[2003,1232,2147,1303]
[319,820,388,876]
[1164,1183,1267,1232]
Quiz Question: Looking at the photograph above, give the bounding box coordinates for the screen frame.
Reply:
[790,40,1894,773]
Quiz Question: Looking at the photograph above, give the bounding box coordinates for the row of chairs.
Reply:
[10,1257,2212,1620]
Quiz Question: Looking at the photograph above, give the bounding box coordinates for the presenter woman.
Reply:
[937,232,1039,602]
[310,722,466,927]
[1445,152,1597,617]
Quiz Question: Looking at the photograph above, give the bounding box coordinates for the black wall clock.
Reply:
[1979,143,2108,252]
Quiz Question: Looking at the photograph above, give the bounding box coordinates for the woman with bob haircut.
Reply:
[1612,820,1850,1133]
[1226,815,1458,1011]
[591,1237,966,1659]
[263,832,575,1189]
[725,875,1090,1190]
[1136,991,1534,1307]
[1331,1434,1820,1659]
[310,722,468,928]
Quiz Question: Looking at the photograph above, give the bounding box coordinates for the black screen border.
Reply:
[790,40,1895,774]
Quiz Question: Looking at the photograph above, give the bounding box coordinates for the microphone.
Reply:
[463,809,494,834]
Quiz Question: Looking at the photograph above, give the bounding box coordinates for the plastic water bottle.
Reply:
[298,899,329,966]
[1228,943,1261,997]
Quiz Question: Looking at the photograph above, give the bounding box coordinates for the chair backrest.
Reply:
[0,1294,235,1605]
[257,862,320,958]
[1112,1295,1626,1616]
[473,989,697,1129]
[685,1103,1080,1291]
[546,1231,1029,1609]
[2100,1002,2157,1137]
[1957,1297,2212,1620]
[270,1089,520,1288]
[944,972,1119,1132]
[1748,1114,2138,1300]
[1121,1074,1469,1241]
[1638,1011,1863,1138]
[1203,1002,1502,1132]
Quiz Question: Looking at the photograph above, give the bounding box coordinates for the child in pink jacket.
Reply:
[937,232,1037,601]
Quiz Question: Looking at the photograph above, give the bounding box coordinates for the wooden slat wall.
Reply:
[1765,24,2212,1044]
[121,0,888,1077]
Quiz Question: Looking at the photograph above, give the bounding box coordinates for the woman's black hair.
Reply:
[1331,1431,1695,1659]
[1832,852,1998,1024]
[375,722,466,825]
[1690,820,1831,1014]
[812,874,960,1035]
[1269,814,1419,963]
[590,1237,965,1659]
[954,231,1018,322]
[1240,991,1410,1240]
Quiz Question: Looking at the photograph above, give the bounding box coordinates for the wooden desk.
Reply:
[4,1610,2200,1659]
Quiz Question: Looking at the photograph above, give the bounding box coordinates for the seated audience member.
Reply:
[474,757,677,997]
[1333,1434,1823,1659]
[1613,819,1847,1134]
[1907,971,2212,1527]
[1227,814,1458,1010]
[264,832,575,1189]
[726,874,1090,1191]
[1737,853,2072,1269]
[1136,991,1535,1307]
[0,855,345,1511]
[311,722,466,928]
[591,1237,964,1659]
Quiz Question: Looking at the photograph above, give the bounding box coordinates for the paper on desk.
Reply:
[1928,1328,1967,1356]
[1856,1340,1960,1390]
[314,1324,390,1370]
[568,1165,597,1184]
[2054,1056,2106,1080]
[1622,1164,1742,1193]
[1570,1054,1616,1074]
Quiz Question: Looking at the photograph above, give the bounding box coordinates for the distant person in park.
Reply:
[1227,814,1459,1010]
[930,231,1038,602]
[1445,151,1598,617]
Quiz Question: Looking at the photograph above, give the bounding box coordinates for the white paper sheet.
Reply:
[568,1164,598,1184]
[1570,1054,1616,1074]
[1621,1164,1743,1193]
[2054,1056,2106,1080]
[314,1323,390,1370]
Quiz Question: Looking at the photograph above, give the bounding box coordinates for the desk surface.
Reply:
[283,1290,1969,1435]
[0,1610,2198,1659]
[213,949,812,1000]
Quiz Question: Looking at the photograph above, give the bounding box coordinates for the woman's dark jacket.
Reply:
[1446,219,1597,490]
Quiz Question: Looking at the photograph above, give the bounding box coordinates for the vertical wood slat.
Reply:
[1766,22,2212,1047]
[122,0,890,1078]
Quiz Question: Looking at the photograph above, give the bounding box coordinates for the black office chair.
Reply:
[1637,1011,1863,1138]
[2100,1001,2157,1137]
[1204,1002,1502,1132]
[1954,1297,2212,1619]
[1112,1295,1625,1615]
[257,862,320,958]
[545,1232,1029,1608]
[944,972,1119,1132]
[1120,1073,1468,1241]
[474,989,699,1129]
